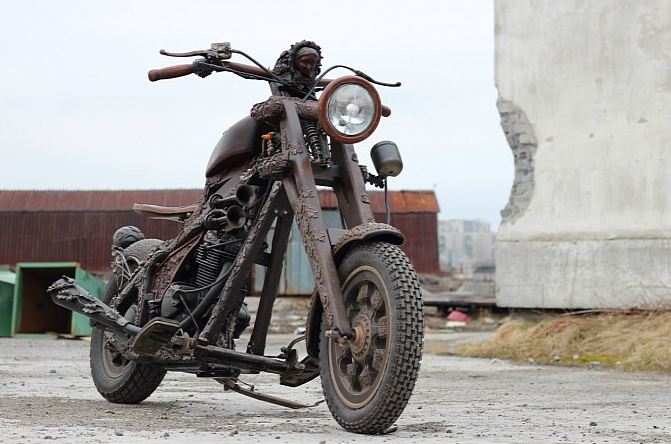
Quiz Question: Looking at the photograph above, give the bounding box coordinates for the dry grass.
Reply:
[455,312,671,371]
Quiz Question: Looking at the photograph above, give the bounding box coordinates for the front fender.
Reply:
[329,222,404,260]
[304,223,404,357]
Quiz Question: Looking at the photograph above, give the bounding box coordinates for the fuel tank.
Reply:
[205,116,270,177]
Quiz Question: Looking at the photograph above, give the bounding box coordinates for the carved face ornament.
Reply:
[295,47,320,77]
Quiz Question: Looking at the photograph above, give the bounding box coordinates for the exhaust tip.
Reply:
[225,205,247,230]
[235,185,261,208]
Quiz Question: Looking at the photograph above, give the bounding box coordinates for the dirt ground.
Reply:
[1,332,670,443]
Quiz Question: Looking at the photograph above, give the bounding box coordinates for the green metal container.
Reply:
[11,262,106,337]
[0,269,16,337]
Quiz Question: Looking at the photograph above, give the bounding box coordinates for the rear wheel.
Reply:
[319,241,423,434]
[90,239,166,404]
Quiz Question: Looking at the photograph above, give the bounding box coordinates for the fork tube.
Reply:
[330,141,376,227]
[247,197,293,356]
[280,101,353,337]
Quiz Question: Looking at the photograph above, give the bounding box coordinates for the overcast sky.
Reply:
[0,1,511,227]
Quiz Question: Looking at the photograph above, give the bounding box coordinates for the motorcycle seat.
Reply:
[132,203,197,222]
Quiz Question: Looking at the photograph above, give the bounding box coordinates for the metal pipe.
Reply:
[235,184,263,208]
[194,344,289,374]
[47,277,141,335]
[178,262,232,330]
[224,205,246,230]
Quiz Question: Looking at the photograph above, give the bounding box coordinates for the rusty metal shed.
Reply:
[0,189,439,276]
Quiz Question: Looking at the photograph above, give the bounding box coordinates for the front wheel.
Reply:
[319,241,424,434]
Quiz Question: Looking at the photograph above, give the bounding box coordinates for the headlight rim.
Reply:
[318,75,382,144]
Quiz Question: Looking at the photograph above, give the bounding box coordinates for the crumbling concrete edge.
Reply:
[497,98,537,224]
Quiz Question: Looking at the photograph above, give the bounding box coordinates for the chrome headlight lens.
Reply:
[319,76,382,144]
[327,84,376,136]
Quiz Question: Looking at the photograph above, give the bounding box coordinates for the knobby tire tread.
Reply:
[321,241,424,434]
[90,239,166,404]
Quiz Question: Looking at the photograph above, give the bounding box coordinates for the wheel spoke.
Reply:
[355,282,369,306]
[337,345,352,368]
[373,315,388,338]
[359,364,373,390]
[372,348,386,371]
[370,289,383,312]
[348,362,362,391]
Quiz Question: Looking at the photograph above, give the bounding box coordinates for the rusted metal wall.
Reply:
[0,212,182,273]
[383,212,440,274]
[0,190,439,276]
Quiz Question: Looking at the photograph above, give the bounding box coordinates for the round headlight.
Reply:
[319,76,382,144]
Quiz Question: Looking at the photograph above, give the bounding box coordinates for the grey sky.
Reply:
[0,0,511,227]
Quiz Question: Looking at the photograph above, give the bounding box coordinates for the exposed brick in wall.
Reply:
[497,99,538,223]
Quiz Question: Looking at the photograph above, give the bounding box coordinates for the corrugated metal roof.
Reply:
[0,189,438,214]
[0,190,203,212]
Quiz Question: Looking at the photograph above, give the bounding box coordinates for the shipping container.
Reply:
[0,269,16,337]
[11,262,105,336]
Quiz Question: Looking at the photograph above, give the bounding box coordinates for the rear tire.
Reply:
[319,241,423,434]
[90,239,166,404]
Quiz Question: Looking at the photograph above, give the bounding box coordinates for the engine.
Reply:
[160,229,250,342]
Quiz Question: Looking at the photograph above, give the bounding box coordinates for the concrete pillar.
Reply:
[495,0,671,308]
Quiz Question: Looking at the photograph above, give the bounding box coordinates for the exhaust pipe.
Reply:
[224,205,246,231]
[47,277,141,335]
[235,184,262,208]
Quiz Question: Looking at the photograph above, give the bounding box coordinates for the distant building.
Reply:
[439,219,495,276]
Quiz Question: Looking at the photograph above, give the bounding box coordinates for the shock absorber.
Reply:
[303,120,325,164]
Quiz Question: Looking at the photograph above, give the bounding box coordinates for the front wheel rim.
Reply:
[328,266,391,409]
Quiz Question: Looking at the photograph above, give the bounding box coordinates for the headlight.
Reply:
[318,76,382,144]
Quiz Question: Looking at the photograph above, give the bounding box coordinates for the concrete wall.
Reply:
[495,0,671,308]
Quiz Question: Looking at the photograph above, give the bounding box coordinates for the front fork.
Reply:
[280,101,374,339]
[201,101,374,344]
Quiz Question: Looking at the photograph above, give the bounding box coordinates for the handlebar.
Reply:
[146,61,391,115]
[148,64,194,82]
[148,61,332,85]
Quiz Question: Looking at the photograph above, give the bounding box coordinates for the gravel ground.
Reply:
[0,332,670,443]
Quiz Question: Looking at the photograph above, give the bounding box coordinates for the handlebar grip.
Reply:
[148,64,194,82]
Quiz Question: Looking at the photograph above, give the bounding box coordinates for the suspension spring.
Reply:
[303,120,324,164]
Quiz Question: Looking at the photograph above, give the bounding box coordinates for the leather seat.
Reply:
[133,203,197,222]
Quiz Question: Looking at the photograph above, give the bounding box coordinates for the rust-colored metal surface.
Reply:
[0,189,437,214]
[205,116,267,177]
[317,189,439,214]
[0,190,202,212]
[0,189,439,274]
[150,234,203,301]
[0,212,182,273]
[383,213,440,274]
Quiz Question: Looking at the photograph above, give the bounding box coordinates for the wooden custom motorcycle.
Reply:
[49,41,423,434]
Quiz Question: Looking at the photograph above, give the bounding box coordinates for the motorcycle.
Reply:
[48,40,423,434]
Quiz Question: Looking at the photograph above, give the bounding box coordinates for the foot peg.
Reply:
[132,318,181,356]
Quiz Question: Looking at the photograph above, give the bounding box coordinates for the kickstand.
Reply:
[221,379,324,410]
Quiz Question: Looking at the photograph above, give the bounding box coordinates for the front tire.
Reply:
[90,240,166,404]
[319,241,423,434]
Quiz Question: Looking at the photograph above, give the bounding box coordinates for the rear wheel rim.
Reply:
[100,332,132,378]
[328,266,391,409]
